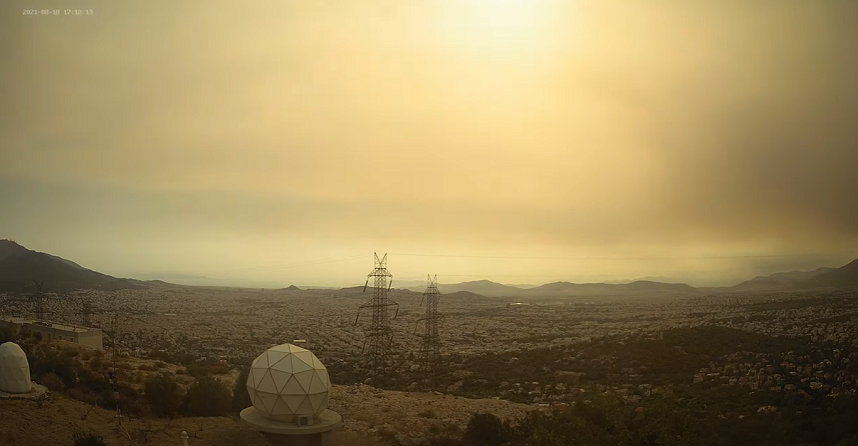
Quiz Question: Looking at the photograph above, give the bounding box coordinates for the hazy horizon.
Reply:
[2,0,857,288]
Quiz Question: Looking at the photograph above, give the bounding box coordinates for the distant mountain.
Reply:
[401,278,699,298]
[605,275,691,285]
[442,290,485,299]
[733,267,835,291]
[283,285,301,291]
[808,260,858,288]
[524,280,697,296]
[404,280,531,296]
[435,280,526,297]
[624,280,697,292]
[0,240,143,293]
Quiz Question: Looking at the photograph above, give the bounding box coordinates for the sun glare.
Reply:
[434,0,570,60]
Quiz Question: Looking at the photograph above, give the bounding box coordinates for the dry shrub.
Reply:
[352,411,381,425]
[89,357,103,370]
[418,408,437,418]
[41,372,67,392]
[67,387,100,406]
[376,427,397,443]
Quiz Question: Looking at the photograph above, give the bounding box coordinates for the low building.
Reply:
[1,317,103,350]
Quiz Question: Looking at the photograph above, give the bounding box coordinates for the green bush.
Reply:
[464,413,510,445]
[232,367,251,413]
[144,373,183,418]
[183,375,231,417]
[30,349,76,388]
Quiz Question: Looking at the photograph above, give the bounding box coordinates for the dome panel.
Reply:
[257,391,279,414]
[252,353,269,369]
[267,350,291,369]
[288,344,309,354]
[292,351,314,366]
[281,376,305,396]
[283,394,306,413]
[290,355,313,374]
[256,370,279,394]
[316,368,330,387]
[293,369,314,393]
[271,396,291,416]
[269,369,292,392]
[308,392,327,413]
[308,372,327,394]
[295,397,314,416]
[268,344,293,353]
[310,355,326,370]
[248,367,263,388]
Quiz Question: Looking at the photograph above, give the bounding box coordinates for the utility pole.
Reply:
[355,253,398,373]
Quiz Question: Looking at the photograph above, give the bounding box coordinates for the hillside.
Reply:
[436,280,525,297]
[522,280,697,297]
[732,267,835,291]
[0,338,533,446]
[0,240,143,293]
[808,259,858,288]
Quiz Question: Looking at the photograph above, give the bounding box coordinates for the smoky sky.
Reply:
[1,0,856,286]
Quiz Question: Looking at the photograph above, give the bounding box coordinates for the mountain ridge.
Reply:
[0,240,143,293]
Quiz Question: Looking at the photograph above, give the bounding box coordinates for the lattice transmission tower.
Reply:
[355,253,399,372]
[417,274,442,373]
[28,281,48,320]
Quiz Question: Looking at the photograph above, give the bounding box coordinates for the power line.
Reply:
[180,254,369,277]
[389,252,857,260]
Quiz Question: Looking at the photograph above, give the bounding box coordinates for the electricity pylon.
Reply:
[417,274,442,377]
[355,253,398,373]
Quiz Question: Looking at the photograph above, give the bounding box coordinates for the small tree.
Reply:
[144,373,183,417]
[183,374,231,417]
[232,366,252,413]
[465,413,511,445]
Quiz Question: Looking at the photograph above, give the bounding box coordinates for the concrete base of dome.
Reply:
[240,407,342,446]
[0,383,48,400]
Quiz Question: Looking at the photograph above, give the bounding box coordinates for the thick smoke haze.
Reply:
[1,0,856,287]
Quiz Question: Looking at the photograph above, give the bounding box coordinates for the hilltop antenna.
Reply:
[417,274,442,380]
[354,252,398,373]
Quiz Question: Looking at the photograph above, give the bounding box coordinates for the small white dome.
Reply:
[247,343,331,422]
[0,342,32,394]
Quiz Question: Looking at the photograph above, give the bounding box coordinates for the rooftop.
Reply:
[2,317,101,333]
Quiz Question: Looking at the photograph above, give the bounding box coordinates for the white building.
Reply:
[1,317,103,350]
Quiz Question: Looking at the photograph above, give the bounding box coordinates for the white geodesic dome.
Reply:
[247,343,331,422]
[0,342,32,394]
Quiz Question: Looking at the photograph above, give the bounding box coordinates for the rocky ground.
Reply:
[330,384,534,445]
